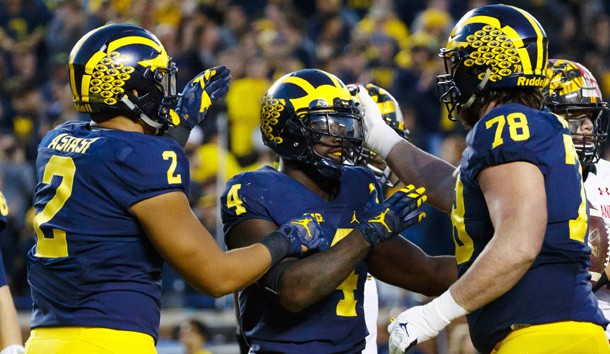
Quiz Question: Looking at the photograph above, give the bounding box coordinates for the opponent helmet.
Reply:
[544,59,610,165]
[69,24,178,133]
[348,83,409,186]
[260,69,364,178]
[437,4,548,120]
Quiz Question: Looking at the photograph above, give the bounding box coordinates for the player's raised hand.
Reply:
[176,65,231,128]
[357,185,427,246]
[278,216,326,255]
[164,66,231,145]
[354,84,403,158]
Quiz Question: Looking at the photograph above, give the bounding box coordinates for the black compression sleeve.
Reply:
[258,231,291,268]
[257,258,298,296]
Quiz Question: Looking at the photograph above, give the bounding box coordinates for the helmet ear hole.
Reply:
[278,118,309,159]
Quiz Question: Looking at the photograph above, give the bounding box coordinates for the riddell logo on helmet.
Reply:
[516,77,545,86]
[75,103,93,112]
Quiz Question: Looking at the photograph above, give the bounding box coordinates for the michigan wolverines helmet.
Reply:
[260,69,363,178]
[69,24,178,132]
[437,4,548,120]
[362,83,409,139]
[348,83,409,186]
[544,59,610,165]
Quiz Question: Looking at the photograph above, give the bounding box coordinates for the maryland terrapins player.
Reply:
[545,58,610,340]
[355,4,609,353]
[220,69,456,353]
[25,24,325,354]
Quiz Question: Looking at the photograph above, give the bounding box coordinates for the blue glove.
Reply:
[358,185,427,246]
[164,65,231,145]
[176,65,231,129]
[278,216,326,255]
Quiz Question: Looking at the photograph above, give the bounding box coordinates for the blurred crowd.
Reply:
[1,0,610,352]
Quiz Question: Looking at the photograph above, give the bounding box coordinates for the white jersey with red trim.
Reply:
[585,157,610,339]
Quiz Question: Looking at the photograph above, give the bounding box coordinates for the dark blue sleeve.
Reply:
[220,172,276,237]
[102,138,190,209]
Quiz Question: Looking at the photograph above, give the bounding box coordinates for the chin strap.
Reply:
[120,95,164,134]
[461,68,492,111]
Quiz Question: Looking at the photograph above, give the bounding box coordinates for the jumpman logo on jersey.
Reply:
[368,208,392,232]
[290,218,314,237]
[351,210,360,224]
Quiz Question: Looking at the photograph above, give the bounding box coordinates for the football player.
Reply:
[357,4,609,353]
[221,68,457,353]
[25,24,325,354]
[544,58,610,340]
[0,192,24,354]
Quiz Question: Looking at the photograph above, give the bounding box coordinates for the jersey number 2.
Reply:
[33,156,75,258]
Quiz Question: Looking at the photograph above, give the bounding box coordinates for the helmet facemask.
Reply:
[297,98,364,179]
[437,47,492,123]
[556,105,610,165]
[120,58,179,134]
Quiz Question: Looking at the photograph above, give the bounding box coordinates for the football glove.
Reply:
[278,216,326,255]
[357,185,427,246]
[388,291,468,354]
[164,65,231,146]
[355,84,403,158]
[0,345,25,354]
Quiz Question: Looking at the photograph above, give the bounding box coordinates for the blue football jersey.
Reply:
[27,121,189,340]
[453,104,608,352]
[221,165,381,353]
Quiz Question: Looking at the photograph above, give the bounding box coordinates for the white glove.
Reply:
[388,291,467,354]
[0,345,25,354]
[356,85,403,159]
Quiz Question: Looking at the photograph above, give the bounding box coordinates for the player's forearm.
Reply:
[450,237,535,312]
[386,140,456,213]
[176,244,272,298]
[279,231,370,313]
[368,238,456,296]
[0,286,22,348]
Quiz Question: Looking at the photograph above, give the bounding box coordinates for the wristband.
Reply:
[426,290,468,330]
[259,231,291,267]
[163,121,191,147]
[367,122,402,159]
